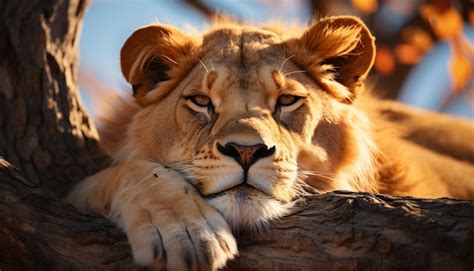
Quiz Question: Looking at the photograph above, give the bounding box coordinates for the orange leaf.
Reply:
[375,45,395,76]
[449,44,473,92]
[351,0,378,14]
[395,44,422,65]
[401,26,433,53]
[421,4,463,40]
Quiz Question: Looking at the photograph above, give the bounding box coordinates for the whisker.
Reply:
[210,60,215,71]
[297,169,349,188]
[199,59,210,73]
[299,170,339,178]
[279,55,294,73]
[299,169,336,176]
[282,70,306,77]
[162,55,178,65]
[294,177,319,196]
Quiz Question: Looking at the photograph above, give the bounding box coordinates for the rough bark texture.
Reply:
[0,158,135,270]
[0,0,109,198]
[2,158,473,270]
[227,193,474,271]
[0,0,473,270]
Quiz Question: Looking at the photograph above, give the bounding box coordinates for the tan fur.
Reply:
[69,16,474,270]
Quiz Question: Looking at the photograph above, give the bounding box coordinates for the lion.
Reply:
[68,16,474,270]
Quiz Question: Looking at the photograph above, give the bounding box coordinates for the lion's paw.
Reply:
[120,166,238,271]
[129,215,237,271]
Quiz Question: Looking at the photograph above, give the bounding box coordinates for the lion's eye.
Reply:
[185,94,214,117]
[189,95,211,107]
[277,94,300,106]
[275,94,305,114]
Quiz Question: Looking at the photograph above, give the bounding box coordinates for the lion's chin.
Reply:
[205,186,293,231]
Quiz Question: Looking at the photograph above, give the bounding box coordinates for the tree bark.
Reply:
[1,158,473,270]
[0,0,109,198]
[0,157,135,270]
[0,0,473,270]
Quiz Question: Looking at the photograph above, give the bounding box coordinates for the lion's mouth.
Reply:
[204,183,294,229]
[203,182,273,199]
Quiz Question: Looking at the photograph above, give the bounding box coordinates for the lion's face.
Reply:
[118,17,376,229]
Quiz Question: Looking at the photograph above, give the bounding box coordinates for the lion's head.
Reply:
[102,16,378,229]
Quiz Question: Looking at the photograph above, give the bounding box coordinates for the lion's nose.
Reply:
[217,142,275,171]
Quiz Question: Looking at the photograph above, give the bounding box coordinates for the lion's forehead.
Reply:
[201,26,285,68]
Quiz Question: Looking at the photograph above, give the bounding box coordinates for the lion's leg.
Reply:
[67,160,237,271]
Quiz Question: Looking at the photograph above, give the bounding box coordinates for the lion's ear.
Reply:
[120,24,196,102]
[289,16,375,102]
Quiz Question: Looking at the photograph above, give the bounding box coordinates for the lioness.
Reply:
[68,16,474,270]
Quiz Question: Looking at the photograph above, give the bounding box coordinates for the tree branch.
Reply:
[183,0,215,18]
[0,157,135,270]
[0,0,109,198]
[1,157,473,270]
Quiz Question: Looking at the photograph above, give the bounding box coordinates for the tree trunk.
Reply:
[0,0,109,198]
[0,1,473,270]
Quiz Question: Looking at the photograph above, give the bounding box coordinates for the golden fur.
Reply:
[68,16,474,270]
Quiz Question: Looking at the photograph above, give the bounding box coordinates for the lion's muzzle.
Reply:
[216,142,275,173]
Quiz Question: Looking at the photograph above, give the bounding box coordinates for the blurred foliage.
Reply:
[185,0,473,112]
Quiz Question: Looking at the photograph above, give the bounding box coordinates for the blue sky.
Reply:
[79,0,309,91]
[78,1,473,118]
[398,29,474,118]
